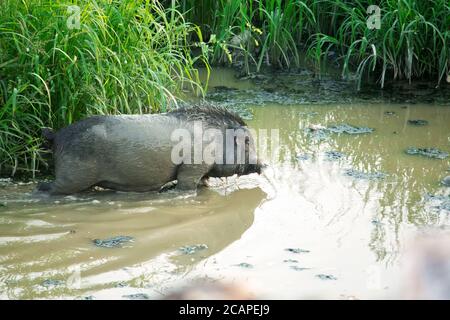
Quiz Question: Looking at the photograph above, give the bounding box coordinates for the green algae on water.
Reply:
[93,236,134,248]
[405,147,449,159]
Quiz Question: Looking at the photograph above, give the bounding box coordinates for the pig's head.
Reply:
[169,103,265,178]
[207,124,264,178]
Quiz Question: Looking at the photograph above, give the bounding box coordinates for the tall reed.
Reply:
[0,0,208,177]
[180,0,449,88]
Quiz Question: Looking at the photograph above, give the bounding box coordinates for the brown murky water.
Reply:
[1,69,449,299]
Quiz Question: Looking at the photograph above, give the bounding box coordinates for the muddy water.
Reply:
[1,69,450,299]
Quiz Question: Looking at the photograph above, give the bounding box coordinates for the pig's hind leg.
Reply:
[38,168,98,195]
[38,178,96,195]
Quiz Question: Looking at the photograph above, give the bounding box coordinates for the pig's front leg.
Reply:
[176,163,211,191]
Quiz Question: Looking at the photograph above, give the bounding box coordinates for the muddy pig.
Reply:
[37,105,262,195]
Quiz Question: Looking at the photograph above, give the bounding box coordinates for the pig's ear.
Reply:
[41,127,55,142]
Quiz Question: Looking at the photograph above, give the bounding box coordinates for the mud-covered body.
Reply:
[38,106,261,195]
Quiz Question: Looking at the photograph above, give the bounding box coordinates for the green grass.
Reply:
[180,0,449,87]
[178,0,316,71]
[0,0,208,177]
[306,0,450,89]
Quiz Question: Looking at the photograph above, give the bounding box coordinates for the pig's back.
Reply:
[53,114,182,188]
